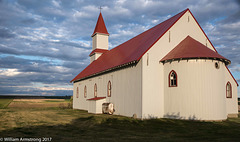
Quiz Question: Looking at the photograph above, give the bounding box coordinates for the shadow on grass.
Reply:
[1,115,240,142]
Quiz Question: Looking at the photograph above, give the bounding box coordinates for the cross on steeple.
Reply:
[99,6,103,12]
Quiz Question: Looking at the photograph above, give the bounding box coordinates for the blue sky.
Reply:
[0,0,240,96]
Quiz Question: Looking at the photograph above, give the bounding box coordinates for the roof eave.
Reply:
[160,57,231,65]
[91,32,109,37]
[71,60,138,83]
[89,49,109,56]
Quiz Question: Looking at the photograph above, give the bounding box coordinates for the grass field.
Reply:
[8,99,70,108]
[0,99,13,109]
[0,99,240,141]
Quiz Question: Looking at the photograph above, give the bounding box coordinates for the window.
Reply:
[84,86,87,98]
[107,81,112,97]
[169,31,171,42]
[226,82,232,98]
[169,70,177,87]
[147,53,149,66]
[215,62,220,69]
[76,87,79,98]
[94,83,97,97]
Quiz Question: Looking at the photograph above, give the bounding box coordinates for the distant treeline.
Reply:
[0,95,72,99]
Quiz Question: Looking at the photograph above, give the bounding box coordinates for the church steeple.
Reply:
[92,12,109,37]
[90,12,109,63]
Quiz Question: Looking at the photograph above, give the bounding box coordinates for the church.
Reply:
[71,9,238,120]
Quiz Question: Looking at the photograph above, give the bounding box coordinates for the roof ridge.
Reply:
[106,9,189,58]
[71,9,189,82]
[160,36,230,63]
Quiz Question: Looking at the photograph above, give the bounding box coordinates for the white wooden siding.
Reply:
[73,10,238,120]
[73,59,142,118]
[140,10,235,119]
[164,60,227,120]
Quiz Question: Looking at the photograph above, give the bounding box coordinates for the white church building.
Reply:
[71,9,238,120]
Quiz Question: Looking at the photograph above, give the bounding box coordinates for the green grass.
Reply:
[0,99,240,141]
[0,109,240,141]
[64,99,70,102]
[0,99,13,109]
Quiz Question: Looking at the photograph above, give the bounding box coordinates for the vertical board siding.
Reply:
[73,10,237,120]
[141,10,233,119]
[141,12,202,119]
[225,66,238,115]
[164,60,226,120]
[73,60,142,118]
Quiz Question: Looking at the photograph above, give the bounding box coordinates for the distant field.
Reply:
[8,99,70,108]
[0,99,13,109]
[0,99,240,141]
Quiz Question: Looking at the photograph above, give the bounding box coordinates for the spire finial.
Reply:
[99,6,103,12]
[92,7,109,37]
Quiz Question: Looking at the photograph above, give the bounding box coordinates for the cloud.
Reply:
[0,0,239,96]
[0,27,15,38]
[0,69,21,76]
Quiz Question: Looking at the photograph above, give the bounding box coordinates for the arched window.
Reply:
[94,83,97,98]
[84,85,87,98]
[76,87,79,98]
[226,82,232,98]
[169,70,177,87]
[107,81,111,97]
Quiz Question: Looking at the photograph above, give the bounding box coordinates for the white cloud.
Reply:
[152,19,159,24]
[73,10,90,18]
[0,0,240,96]
[0,69,21,76]
[38,87,72,91]
[52,0,61,8]
[116,0,127,5]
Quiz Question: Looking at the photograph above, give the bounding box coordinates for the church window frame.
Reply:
[226,82,232,98]
[107,81,112,97]
[84,85,87,98]
[76,87,79,98]
[94,83,97,98]
[169,70,177,87]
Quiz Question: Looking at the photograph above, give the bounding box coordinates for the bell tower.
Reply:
[90,12,109,63]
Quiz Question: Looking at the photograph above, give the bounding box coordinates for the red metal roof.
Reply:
[160,36,230,64]
[92,12,109,37]
[71,9,189,82]
[89,49,108,56]
[87,97,106,101]
[225,65,239,86]
[71,9,238,86]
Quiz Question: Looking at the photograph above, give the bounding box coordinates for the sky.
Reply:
[0,0,240,96]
